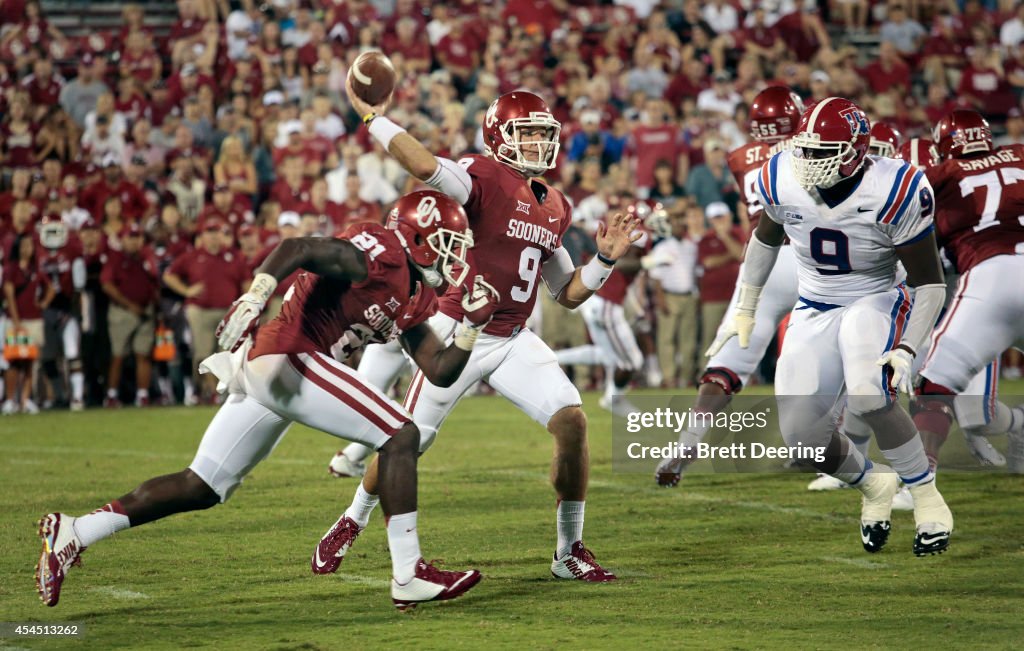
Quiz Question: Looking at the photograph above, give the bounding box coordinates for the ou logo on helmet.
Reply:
[485,101,499,130]
[416,195,442,227]
[838,107,869,137]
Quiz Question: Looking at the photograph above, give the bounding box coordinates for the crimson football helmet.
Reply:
[933,109,992,161]
[791,97,871,189]
[748,86,805,143]
[482,91,561,176]
[868,122,903,158]
[386,190,473,288]
[642,202,671,239]
[896,138,939,169]
[37,215,69,250]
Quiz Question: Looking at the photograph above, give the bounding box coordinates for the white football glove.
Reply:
[215,273,277,352]
[876,346,915,395]
[705,283,761,358]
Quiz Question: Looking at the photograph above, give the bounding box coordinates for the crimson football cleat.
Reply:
[311,515,363,575]
[551,542,617,582]
[35,513,85,607]
[391,559,481,611]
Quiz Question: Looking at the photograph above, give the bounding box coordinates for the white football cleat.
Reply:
[857,465,899,553]
[2,400,18,415]
[69,399,85,412]
[391,559,481,610]
[551,541,616,582]
[909,480,953,556]
[36,513,86,607]
[23,400,40,415]
[963,432,1006,467]
[807,473,850,491]
[328,452,367,478]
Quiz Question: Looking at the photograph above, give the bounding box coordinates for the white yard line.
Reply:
[90,586,151,600]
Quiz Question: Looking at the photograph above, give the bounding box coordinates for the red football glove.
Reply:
[460,273,500,327]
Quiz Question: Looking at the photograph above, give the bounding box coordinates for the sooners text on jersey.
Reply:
[438,155,572,336]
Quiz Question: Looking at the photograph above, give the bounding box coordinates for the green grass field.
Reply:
[2,386,1023,650]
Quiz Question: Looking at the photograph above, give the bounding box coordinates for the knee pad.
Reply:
[845,383,890,416]
[417,426,438,455]
[187,458,238,503]
[700,367,743,395]
[911,380,955,435]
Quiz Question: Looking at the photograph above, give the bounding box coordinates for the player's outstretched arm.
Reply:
[346,75,472,205]
[705,216,784,357]
[215,238,369,352]
[399,274,500,387]
[877,230,946,393]
[553,212,643,309]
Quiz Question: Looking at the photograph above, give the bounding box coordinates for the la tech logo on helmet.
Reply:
[838,107,869,137]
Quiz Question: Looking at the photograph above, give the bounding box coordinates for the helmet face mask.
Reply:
[868,123,902,158]
[484,92,562,176]
[790,97,870,190]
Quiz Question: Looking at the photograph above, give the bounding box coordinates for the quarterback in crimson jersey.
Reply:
[914,110,1024,473]
[322,78,641,583]
[35,191,499,610]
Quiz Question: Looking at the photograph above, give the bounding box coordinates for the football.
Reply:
[347,51,397,106]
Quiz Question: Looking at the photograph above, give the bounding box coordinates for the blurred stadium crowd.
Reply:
[2,0,1024,412]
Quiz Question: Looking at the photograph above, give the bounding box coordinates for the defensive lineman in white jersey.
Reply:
[715,97,954,556]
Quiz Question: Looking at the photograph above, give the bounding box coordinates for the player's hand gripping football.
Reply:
[596,212,645,262]
[460,273,500,327]
[215,273,277,352]
[345,73,393,121]
[876,345,915,395]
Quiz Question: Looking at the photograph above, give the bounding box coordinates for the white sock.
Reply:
[847,433,871,458]
[556,500,585,558]
[137,388,149,400]
[184,378,195,401]
[107,388,117,399]
[345,482,379,529]
[74,501,130,547]
[832,443,869,485]
[881,435,933,486]
[386,511,421,584]
[70,371,84,401]
[342,442,374,463]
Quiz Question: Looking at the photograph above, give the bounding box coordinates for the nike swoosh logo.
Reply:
[314,546,329,569]
[448,571,474,590]
[857,207,873,213]
[918,533,947,545]
[548,217,559,223]
[861,531,873,545]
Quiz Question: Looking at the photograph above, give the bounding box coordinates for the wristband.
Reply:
[580,255,614,291]
[362,112,377,125]
[367,116,405,150]
[596,252,616,266]
[453,318,483,351]
[736,282,762,315]
[248,273,278,303]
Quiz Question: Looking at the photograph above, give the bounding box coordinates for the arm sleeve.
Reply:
[740,232,781,288]
[540,246,575,298]
[423,156,474,206]
[899,283,945,356]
